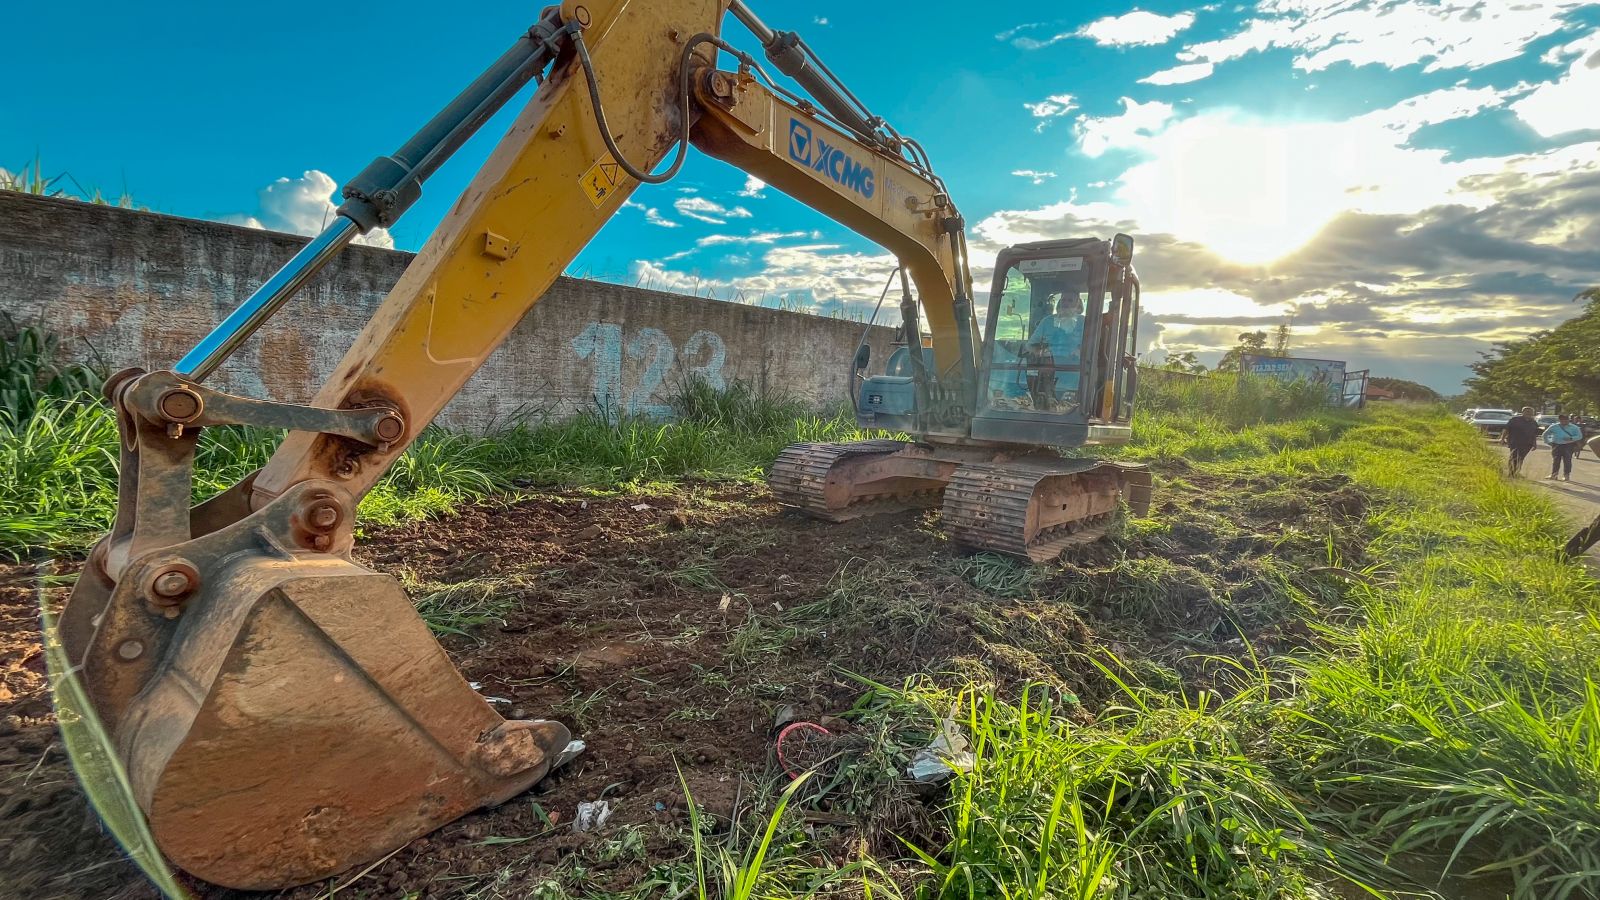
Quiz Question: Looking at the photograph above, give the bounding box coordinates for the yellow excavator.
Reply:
[54,0,1149,889]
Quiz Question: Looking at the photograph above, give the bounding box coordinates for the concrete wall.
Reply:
[0,192,898,428]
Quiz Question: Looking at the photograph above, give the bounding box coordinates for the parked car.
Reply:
[1469,409,1515,439]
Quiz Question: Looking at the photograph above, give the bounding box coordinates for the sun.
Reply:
[1119,118,1357,265]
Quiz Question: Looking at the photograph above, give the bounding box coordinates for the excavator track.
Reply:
[943,460,1151,562]
[772,441,1152,562]
[769,440,950,521]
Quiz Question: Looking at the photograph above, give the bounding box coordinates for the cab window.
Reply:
[985,258,1087,414]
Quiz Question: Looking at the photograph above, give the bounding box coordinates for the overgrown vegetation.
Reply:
[0,155,143,208]
[1130,367,1337,437]
[0,369,869,555]
[0,321,106,424]
[4,328,1596,897]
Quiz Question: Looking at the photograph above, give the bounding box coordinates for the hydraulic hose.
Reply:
[571,30,716,184]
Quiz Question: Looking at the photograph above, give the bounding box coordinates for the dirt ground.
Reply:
[0,467,1367,899]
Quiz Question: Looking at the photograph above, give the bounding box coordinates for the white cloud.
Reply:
[1141,288,1292,319]
[1012,170,1058,184]
[628,242,900,316]
[998,86,1526,266]
[998,10,1197,50]
[999,22,1075,50]
[674,196,753,224]
[996,22,1045,42]
[697,230,809,246]
[1354,84,1513,137]
[1177,0,1584,74]
[813,16,829,26]
[1512,29,1600,137]
[1078,10,1197,47]
[623,199,679,228]
[224,170,392,248]
[1076,98,1175,157]
[1023,93,1077,130]
[737,175,767,198]
[1139,61,1216,85]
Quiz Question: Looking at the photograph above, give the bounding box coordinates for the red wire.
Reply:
[775,721,831,780]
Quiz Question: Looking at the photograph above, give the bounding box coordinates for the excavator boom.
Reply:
[53,1,1149,889]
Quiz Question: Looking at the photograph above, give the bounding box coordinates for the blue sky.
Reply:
[4,1,1598,392]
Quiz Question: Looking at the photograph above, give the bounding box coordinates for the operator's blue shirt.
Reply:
[1027,314,1083,393]
[1028,315,1083,363]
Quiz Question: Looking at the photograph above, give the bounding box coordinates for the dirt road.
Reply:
[1497,441,1600,533]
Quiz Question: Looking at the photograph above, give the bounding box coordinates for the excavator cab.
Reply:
[855,235,1142,448]
[971,235,1140,446]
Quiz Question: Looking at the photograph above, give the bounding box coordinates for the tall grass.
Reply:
[1138,369,1336,428]
[1270,407,1600,897]
[0,380,872,556]
[905,681,1360,899]
[0,323,106,424]
[1120,371,1355,463]
[0,399,119,551]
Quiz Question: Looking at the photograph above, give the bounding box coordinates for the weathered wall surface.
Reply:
[0,192,897,428]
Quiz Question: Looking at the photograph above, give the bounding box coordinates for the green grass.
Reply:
[0,381,876,557]
[901,680,1360,899]
[8,353,1598,896]
[1270,408,1600,898]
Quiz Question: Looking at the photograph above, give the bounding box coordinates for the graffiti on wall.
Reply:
[571,322,728,417]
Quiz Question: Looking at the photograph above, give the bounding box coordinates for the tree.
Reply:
[1159,350,1206,375]
[1216,331,1269,373]
[1463,288,1600,412]
[1272,321,1292,357]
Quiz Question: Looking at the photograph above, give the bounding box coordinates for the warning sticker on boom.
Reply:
[580,154,626,208]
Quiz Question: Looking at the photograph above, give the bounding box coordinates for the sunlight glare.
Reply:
[1112,112,1459,266]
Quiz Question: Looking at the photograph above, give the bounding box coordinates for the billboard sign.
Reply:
[1240,353,1346,403]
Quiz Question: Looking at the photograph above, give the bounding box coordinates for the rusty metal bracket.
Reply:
[122,370,406,448]
[65,369,398,619]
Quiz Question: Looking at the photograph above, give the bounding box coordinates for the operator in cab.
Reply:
[1028,294,1085,394]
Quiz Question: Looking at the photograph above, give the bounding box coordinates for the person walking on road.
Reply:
[1502,406,1540,477]
[1544,413,1585,481]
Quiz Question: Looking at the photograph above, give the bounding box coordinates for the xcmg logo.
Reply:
[788,119,874,198]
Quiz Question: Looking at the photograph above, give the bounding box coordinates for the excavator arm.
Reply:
[54,0,987,889]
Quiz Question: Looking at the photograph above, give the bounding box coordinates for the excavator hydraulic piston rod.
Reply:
[176,7,573,382]
[175,217,359,381]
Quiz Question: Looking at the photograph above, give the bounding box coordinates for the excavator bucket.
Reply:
[60,547,571,889]
[53,370,574,890]
[60,547,571,890]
